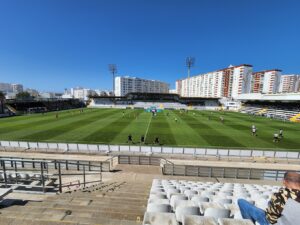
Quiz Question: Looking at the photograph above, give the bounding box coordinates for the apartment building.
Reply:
[250,69,281,94]
[278,74,300,93]
[0,83,23,93]
[176,64,253,99]
[114,76,169,96]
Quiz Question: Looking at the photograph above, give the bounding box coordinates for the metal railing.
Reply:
[1,140,300,160]
[162,164,296,181]
[0,157,104,193]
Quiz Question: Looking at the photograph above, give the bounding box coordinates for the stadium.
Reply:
[1,1,300,224]
[0,92,300,225]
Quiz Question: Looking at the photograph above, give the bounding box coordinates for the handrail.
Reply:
[1,140,300,160]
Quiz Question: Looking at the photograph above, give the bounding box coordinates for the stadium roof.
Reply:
[237,93,300,101]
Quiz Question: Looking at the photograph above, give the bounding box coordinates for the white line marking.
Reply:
[144,114,152,142]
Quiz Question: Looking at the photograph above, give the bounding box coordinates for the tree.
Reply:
[16,91,32,100]
[0,91,5,114]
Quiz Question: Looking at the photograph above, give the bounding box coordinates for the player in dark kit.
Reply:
[154,137,160,145]
[140,135,145,144]
[127,134,133,143]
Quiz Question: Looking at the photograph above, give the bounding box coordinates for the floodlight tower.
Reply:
[186,57,195,97]
[108,64,117,96]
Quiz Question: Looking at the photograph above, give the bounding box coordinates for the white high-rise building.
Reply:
[11,84,23,93]
[0,83,12,93]
[176,64,253,99]
[115,76,169,96]
[261,70,281,94]
[71,87,95,101]
[0,83,23,93]
[278,74,300,93]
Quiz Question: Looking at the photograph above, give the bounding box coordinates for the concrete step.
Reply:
[0,216,84,225]
[63,215,142,225]
[1,205,144,221]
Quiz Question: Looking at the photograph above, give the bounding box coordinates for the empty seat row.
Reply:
[143,179,279,224]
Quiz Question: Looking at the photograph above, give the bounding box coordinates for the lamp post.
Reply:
[108,64,117,96]
[186,57,195,97]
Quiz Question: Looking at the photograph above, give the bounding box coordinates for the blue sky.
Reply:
[0,0,299,92]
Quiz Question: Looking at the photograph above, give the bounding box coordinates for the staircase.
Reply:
[0,181,151,225]
[5,105,17,114]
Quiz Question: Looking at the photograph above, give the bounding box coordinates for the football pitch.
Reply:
[0,108,299,151]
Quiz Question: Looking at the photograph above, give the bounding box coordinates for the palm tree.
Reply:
[0,91,5,114]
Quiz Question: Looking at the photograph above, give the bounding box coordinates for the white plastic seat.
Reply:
[170,194,188,208]
[149,193,167,200]
[215,198,233,205]
[184,190,198,199]
[151,188,165,193]
[148,199,170,205]
[19,173,29,179]
[143,212,178,225]
[173,200,196,211]
[167,189,181,199]
[147,203,171,213]
[218,218,254,225]
[199,202,224,214]
[204,208,231,219]
[175,206,201,223]
[182,215,217,225]
[191,196,210,205]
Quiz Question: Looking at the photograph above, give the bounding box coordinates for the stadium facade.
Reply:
[115,76,169,96]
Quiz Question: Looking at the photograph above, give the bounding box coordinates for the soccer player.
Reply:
[273,133,279,142]
[127,134,133,143]
[122,111,125,118]
[279,129,283,139]
[154,137,160,145]
[175,118,178,123]
[140,135,145,144]
[252,127,257,136]
[220,116,224,124]
[56,113,59,119]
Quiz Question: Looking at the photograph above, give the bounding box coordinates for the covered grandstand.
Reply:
[238,93,300,122]
[89,93,220,110]
[5,98,85,115]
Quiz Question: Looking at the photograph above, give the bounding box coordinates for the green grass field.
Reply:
[0,108,299,150]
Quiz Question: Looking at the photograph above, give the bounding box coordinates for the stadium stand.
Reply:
[240,100,300,122]
[143,179,281,225]
[5,98,85,114]
[89,93,220,110]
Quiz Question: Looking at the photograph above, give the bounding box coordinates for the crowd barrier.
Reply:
[0,140,300,160]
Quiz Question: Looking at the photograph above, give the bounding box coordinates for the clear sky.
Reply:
[0,0,299,92]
